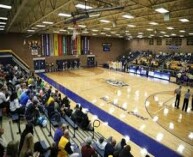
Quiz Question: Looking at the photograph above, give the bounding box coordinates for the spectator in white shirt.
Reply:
[9,92,25,115]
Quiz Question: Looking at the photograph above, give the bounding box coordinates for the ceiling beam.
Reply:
[22,0,74,32]
[7,0,28,31]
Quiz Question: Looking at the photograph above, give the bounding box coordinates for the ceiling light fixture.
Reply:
[189,33,193,35]
[167,27,174,30]
[127,24,136,27]
[0,17,8,20]
[58,13,71,17]
[36,24,45,27]
[122,14,134,19]
[75,4,92,9]
[0,4,12,9]
[179,30,185,33]
[67,27,74,30]
[0,25,5,28]
[27,29,35,32]
[82,30,89,34]
[160,31,166,34]
[92,29,99,32]
[0,22,6,25]
[0,28,4,31]
[78,25,86,28]
[43,21,53,25]
[59,29,67,32]
[179,18,189,22]
[155,7,169,14]
[149,22,158,25]
[89,13,100,17]
[104,28,111,30]
[100,19,110,23]
[147,28,153,31]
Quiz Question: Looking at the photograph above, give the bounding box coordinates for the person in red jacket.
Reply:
[81,137,97,157]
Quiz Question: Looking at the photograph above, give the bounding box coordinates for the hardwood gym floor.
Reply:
[43,67,193,157]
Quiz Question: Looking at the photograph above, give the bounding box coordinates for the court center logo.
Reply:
[100,97,148,121]
[106,79,128,87]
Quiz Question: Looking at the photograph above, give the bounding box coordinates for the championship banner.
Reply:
[45,34,50,56]
[41,34,45,56]
[62,36,67,55]
[77,35,81,55]
[66,36,69,55]
[54,34,59,56]
[49,34,54,56]
[81,36,89,54]
[71,37,73,55]
[87,37,89,54]
[84,36,87,54]
[81,37,84,55]
[67,36,71,55]
[58,34,63,56]
[73,37,77,55]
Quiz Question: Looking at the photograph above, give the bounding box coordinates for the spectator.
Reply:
[81,137,97,157]
[0,128,7,157]
[96,137,107,150]
[6,140,19,157]
[104,139,116,157]
[9,92,25,115]
[54,123,68,145]
[19,90,30,107]
[19,123,34,154]
[58,130,78,157]
[25,100,40,124]
[114,138,126,156]
[0,84,10,121]
[20,133,34,157]
[118,145,133,157]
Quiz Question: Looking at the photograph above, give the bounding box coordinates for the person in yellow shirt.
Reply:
[46,93,54,106]
[57,130,73,157]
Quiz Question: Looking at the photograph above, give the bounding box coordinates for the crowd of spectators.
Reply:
[0,63,148,157]
[110,51,193,86]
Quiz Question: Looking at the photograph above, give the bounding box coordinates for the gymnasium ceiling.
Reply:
[1,0,193,39]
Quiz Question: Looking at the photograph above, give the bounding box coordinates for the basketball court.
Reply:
[39,67,193,157]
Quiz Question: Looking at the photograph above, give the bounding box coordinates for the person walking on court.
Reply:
[174,86,182,109]
[182,89,190,112]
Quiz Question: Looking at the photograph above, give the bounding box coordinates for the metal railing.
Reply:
[92,119,100,139]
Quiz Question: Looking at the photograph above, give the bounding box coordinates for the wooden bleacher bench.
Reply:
[39,140,50,157]
[51,120,59,127]
[63,115,78,130]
